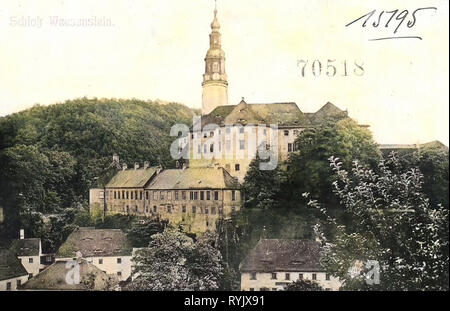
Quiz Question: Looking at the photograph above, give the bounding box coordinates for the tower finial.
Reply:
[215,0,217,12]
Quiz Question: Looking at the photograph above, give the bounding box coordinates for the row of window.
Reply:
[109,190,237,201]
[120,204,236,215]
[249,272,331,281]
[98,258,122,265]
[191,128,300,140]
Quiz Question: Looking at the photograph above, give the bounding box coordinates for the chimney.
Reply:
[156,165,163,174]
[134,162,140,170]
[122,163,128,171]
[143,161,150,169]
[112,154,119,164]
[20,229,24,240]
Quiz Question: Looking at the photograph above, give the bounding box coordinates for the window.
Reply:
[284,130,289,136]
[204,145,207,153]
[239,127,245,134]
[153,191,157,200]
[263,129,267,136]
[293,143,298,152]
[194,192,198,200]
[226,127,231,134]
[118,191,121,199]
[117,271,122,277]
[122,191,125,199]
[225,164,231,171]
[326,274,331,281]
[249,288,255,291]
[28,273,33,279]
[285,273,290,280]
[114,191,117,199]
[140,191,143,200]
[126,206,130,213]
[145,206,149,213]
[312,273,317,280]
[175,191,179,200]
[210,144,214,153]
[235,164,240,171]
[288,143,293,152]
[250,273,257,280]
[211,207,216,215]
[153,206,157,213]
[198,145,201,154]
[226,140,231,151]
[206,191,211,200]
[182,191,186,200]
[214,191,219,200]
[232,190,236,201]
[239,140,245,150]
[231,206,236,212]
[299,273,303,280]
[271,273,277,280]
[6,282,11,291]
[182,205,186,213]
[167,191,172,200]
[167,206,172,214]
[126,191,129,199]
[135,205,138,212]
[146,191,149,200]
[131,191,133,200]
[205,206,209,214]
[210,131,214,137]
[190,191,194,200]
[200,191,205,201]
[29,258,33,263]
[117,258,122,264]
[219,142,222,151]
[99,259,103,265]
[17,279,21,287]
[272,288,277,291]
[135,191,138,200]
[218,207,224,215]
[192,206,197,214]
[160,191,164,200]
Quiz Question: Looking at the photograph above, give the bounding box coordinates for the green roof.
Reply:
[308,102,348,125]
[194,100,312,129]
[21,259,115,290]
[10,238,41,257]
[0,249,28,281]
[147,167,240,190]
[56,228,132,258]
[106,167,157,188]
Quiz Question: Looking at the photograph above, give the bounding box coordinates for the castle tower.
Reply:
[202,2,228,115]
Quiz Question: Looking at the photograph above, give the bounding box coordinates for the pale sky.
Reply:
[1,0,448,145]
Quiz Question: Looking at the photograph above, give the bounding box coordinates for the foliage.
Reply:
[126,228,223,291]
[242,152,282,209]
[309,154,449,291]
[284,279,324,291]
[0,98,195,240]
[286,118,381,204]
[125,217,169,248]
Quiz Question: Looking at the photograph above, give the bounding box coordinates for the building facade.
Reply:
[240,239,342,291]
[9,230,43,279]
[0,249,29,291]
[56,228,133,282]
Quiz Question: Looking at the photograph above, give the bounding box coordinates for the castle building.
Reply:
[89,160,242,234]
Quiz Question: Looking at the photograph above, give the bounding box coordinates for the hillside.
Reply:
[0,98,197,239]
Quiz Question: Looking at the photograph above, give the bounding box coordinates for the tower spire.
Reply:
[202,1,229,115]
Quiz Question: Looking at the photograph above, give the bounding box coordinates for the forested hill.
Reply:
[0,98,197,238]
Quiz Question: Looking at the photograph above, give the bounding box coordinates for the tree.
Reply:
[126,228,223,291]
[308,154,449,290]
[125,217,168,248]
[285,279,324,291]
[242,152,282,209]
[287,118,381,204]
